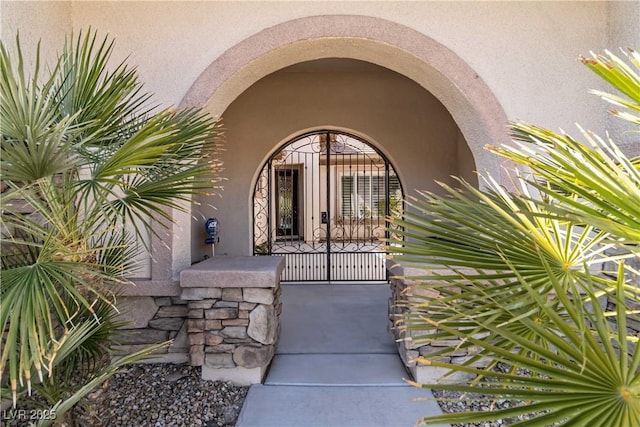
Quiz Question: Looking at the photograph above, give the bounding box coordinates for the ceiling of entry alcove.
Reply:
[265,57,451,118]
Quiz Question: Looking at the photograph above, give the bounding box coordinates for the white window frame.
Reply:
[340,171,391,220]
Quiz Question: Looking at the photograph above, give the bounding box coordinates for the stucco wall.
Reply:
[3,1,612,131]
[1,1,71,66]
[193,61,475,259]
[3,0,632,285]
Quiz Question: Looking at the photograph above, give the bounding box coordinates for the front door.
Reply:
[253,130,403,282]
[276,169,299,237]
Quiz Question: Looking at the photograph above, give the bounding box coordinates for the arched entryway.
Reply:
[253,130,403,282]
[178,15,510,266]
[172,16,512,403]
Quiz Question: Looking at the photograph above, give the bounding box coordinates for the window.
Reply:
[340,173,400,219]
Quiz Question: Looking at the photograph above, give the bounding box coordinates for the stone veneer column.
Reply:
[387,260,480,384]
[180,256,285,385]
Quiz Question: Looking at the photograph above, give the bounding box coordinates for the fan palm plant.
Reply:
[389,48,640,425]
[0,30,223,418]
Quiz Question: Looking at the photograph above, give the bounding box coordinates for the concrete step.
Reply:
[265,354,411,386]
[236,385,447,427]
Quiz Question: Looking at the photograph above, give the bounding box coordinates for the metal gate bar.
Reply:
[253,130,403,282]
[274,252,388,282]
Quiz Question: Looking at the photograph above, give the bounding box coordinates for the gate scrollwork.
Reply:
[252,130,403,281]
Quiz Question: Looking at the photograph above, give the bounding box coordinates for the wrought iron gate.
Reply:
[253,131,403,282]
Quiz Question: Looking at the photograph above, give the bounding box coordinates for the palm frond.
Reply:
[0,39,81,182]
[1,29,223,409]
[394,47,640,426]
[491,122,640,246]
[389,174,617,290]
[413,262,640,426]
[580,48,640,124]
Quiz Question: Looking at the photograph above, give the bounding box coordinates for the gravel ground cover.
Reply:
[97,364,248,427]
[6,362,536,427]
[5,364,248,427]
[430,362,538,427]
[92,364,530,427]
[432,389,532,427]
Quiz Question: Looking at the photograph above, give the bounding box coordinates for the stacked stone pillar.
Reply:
[180,256,285,385]
[387,260,480,383]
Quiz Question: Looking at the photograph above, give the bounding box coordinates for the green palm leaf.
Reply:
[1,29,223,407]
[392,47,640,426]
[580,48,640,124]
[491,123,640,247]
[413,263,640,426]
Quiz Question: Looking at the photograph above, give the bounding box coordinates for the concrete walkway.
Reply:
[236,284,446,427]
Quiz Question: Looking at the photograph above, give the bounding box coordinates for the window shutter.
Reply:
[341,175,354,216]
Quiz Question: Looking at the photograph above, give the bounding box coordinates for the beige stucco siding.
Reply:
[3,1,617,133]
[1,1,71,65]
[3,0,637,285]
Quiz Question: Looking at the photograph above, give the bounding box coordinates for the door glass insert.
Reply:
[276,169,299,237]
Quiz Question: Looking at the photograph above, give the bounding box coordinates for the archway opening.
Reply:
[180,15,509,269]
[191,57,477,262]
[253,130,403,282]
